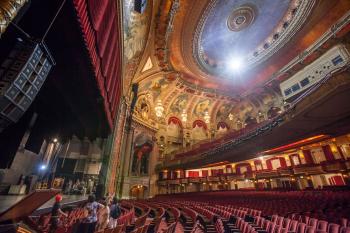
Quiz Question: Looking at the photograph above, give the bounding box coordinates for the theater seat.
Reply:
[309,219,318,229]
[340,227,350,233]
[296,223,307,233]
[317,221,328,232]
[328,224,340,233]
[306,226,316,233]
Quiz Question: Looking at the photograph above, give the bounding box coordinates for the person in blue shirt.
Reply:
[82,194,105,233]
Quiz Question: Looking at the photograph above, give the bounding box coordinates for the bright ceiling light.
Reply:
[228,58,243,71]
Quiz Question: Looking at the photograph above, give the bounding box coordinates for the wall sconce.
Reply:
[204,111,210,123]
[155,99,164,117]
[228,113,234,121]
[181,109,187,122]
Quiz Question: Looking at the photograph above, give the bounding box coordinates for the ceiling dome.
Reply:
[194,0,314,78]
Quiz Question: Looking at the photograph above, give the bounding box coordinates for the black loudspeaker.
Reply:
[0,39,55,132]
[134,0,147,14]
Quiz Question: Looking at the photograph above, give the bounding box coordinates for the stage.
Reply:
[0,194,87,213]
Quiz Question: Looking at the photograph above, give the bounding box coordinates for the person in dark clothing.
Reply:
[109,197,121,228]
[49,194,67,233]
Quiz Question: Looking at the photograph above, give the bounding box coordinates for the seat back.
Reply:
[141,224,149,233]
[112,225,125,233]
[262,219,271,231]
[215,218,225,233]
[340,227,350,233]
[328,224,340,233]
[341,219,348,228]
[297,223,307,233]
[153,217,162,233]
[267,221,276,233]
[272,215,279,223]
[317,221,328,232]
[276,217,284,226]
[282,218,291,229]
[309,219,318,228]
[289,220,299,233]
[306,226,316,233]
[299,216,310,225]
[104,229,113,233]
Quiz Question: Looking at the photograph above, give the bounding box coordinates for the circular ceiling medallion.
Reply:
[193,0,315,78]
[227,5,256,32]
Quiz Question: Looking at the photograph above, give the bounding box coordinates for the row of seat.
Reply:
[155,190,350,224]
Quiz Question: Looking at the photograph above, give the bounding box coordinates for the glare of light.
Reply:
[53,138,58,143]
[40,164,47,170]
[229,58,243,71]
[228,113,234,121]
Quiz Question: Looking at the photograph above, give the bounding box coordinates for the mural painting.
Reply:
[123,0,151,61]
[216,103,233,121]
[170,94,189,114]
[193,99,212,118]
[135,96,150,120]
[139,77,171,99]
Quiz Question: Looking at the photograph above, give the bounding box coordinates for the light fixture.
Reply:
[53,138,58,143]
[228,58,243,71]
[204,111,210,123]
[228,113,234,121]
[181,109,187,122]
[155,99,164,117]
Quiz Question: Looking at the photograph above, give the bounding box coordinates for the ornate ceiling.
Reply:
[194,0,313,77]
[163,0,350,94]
[126,0,350,139]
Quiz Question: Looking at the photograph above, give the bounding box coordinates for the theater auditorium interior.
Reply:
[0,0,350,232]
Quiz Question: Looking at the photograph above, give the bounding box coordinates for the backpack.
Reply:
[110,204,121,219]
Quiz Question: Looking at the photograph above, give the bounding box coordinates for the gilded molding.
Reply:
[0,0,27,36]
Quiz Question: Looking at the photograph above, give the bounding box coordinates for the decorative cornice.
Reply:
[132,115,158,133]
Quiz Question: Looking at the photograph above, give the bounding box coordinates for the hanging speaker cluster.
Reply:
[0,39,55,132]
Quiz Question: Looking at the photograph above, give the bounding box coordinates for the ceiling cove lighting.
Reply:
[262,134,328,154]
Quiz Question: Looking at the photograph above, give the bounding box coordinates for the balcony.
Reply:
[321,160,347,172]
[256,170,280,179]
[162,71,350,170]
[293,164,324,175]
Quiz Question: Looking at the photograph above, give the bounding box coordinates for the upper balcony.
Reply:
[162,63,350,169]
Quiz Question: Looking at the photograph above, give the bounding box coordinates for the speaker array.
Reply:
[0,39,54,132]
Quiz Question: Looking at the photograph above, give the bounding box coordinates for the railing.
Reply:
[159,159,350,183]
